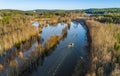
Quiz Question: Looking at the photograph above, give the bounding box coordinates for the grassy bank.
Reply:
[0,14,38,55]
[85,20,120,76]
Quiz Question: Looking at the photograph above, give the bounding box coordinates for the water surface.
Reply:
[28,22,89,76]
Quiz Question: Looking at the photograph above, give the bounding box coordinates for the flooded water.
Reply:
[41,23,67,45]
[0,21,89,76]
[28,21,89,76]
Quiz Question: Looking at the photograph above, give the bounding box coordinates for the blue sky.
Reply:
[0,0,120,10]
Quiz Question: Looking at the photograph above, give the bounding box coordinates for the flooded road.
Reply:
[28,21,89,76]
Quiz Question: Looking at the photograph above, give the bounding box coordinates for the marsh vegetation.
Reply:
[0,8,120,76]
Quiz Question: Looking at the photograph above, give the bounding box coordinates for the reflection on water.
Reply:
[28,21,89,76]
[41,23,67,45]
[32,22,39,30]
[0,37,36,65]
[0,21,89,76]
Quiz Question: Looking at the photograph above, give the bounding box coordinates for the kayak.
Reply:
[68,43,74,48]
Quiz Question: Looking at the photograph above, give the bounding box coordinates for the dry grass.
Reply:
[45,35,62,49]
[85,20,120,76]
[0,64,4,70]
[0,15,38,55]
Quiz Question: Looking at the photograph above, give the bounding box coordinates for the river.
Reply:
[26,21,89,76]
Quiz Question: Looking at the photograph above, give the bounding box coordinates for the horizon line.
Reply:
[0,7,120,11]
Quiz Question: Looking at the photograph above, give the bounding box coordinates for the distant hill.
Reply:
[84,8,120,14]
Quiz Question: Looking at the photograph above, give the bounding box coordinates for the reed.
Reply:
[85,20,120,76]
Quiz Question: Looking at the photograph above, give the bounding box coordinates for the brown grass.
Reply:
[0,64,4,70]
[85,20,120,76]
[45,35,62,49]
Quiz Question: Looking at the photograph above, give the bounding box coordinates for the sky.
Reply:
[0,0,120,10]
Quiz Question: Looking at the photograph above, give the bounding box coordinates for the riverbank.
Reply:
[84,20,120,76]
[73,19,120,76]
